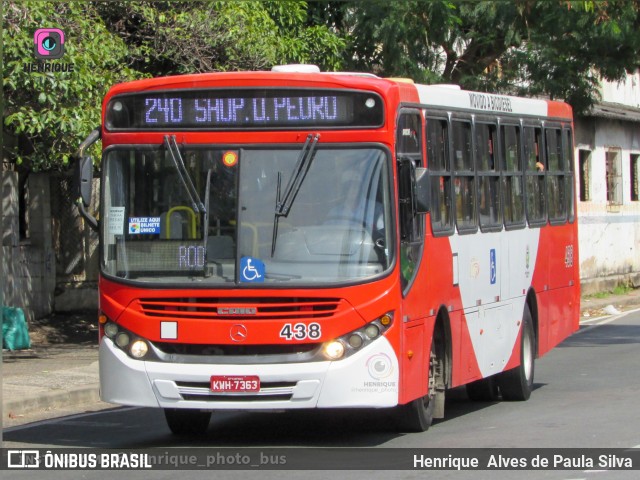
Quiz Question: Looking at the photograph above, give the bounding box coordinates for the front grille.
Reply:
[154,342,320,357]
[176,380,296,402]
[137,297,342,320]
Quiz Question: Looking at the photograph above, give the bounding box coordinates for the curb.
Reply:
[3,385,101,418]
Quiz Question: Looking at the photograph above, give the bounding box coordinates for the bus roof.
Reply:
[104,69,573,121]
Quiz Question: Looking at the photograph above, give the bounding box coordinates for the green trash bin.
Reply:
[2,306,31,350]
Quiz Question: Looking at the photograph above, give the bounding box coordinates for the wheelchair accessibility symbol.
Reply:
[489,248,497,285]
[240,256,265,283]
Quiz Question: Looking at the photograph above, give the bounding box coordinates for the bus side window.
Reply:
[426,116,453,235]
[501,124,525,229]
[523,126,546,226]
[564,128,576,223]
[546,128,567,224]
[452,119,476,233]
[476,122,501,231]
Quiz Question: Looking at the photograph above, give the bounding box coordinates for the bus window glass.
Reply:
[398,114,422,154]
[431,176,453,233]
[476,123,501,229]
[502,125,521,172]
[427,117,453,234]
[564,128,576,222]
[451,120,475,232]
[546,128,564,171]
[455,176,476,231]
[426,118,448,171]
[452,121,472,171]
[546,128,566,223]
[475,123,497,172]
[501,125,524,228]
[524,126,546,225]
[102,146,394,285]
[524,127,543,172]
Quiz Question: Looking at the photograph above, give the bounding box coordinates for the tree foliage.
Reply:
[3,1,141,170]
[3,1,639,172]
[2,1,344,171]
[335,0,640,112]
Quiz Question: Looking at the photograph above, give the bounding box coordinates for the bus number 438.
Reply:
[279,323,322,341]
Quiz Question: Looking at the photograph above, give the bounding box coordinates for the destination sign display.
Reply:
[105,89,384,130]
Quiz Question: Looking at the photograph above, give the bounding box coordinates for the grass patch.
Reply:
[585,284,634,299]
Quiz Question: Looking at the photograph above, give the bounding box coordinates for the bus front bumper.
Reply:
[99,336,399,410]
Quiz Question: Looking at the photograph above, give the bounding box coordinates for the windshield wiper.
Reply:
[164,135,205,213]
[271,133,320,256]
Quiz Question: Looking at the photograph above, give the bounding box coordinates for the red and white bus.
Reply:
[75,65,580,434]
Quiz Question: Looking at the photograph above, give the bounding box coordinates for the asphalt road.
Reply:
[3,308,640,479]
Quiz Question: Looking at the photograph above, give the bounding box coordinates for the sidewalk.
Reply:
[3,289,640,423]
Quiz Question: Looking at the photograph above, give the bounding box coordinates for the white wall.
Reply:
[575,114,640,292]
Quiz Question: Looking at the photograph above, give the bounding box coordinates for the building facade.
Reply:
[574,70,640,294]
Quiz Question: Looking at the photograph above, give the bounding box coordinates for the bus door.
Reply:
[396,109,430,402]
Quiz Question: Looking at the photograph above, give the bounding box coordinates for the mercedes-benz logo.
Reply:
[230,324,248,342]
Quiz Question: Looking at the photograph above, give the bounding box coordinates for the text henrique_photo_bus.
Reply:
[74,64,579,435]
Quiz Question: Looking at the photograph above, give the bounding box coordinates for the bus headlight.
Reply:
[324,341,346,360]
[130,340,149,359]
[115,332,130,348]
[104,322,119,338]
[322,312,394,360]
[364,324,380,339]
[101,319,155,361]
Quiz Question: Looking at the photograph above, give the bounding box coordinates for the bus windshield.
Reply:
[101,145,394,285]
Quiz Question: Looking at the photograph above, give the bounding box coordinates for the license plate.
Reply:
[210,375,260,393]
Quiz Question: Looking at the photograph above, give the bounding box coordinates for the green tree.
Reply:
[335,0,640,113]
[3,1,345,172]
[3,1,142,171]
[94,1,345,73]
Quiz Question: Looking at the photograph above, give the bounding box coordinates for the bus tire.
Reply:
[164,408,212,436]
[497,306,535,401]
[395,337,442,432]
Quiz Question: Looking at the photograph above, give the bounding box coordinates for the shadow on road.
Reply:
[3,392,507,448]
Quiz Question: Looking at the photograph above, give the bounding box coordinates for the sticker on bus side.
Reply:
[490,248,497,285]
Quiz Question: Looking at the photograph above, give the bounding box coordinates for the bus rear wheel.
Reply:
[164,408,212,436]
[497,305,535,401]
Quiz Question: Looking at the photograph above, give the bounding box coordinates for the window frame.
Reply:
[500,121,526,230]
[451,115,477,235]
[474,117,502,233]
[426,112,455,237]
[523,123,547,228]
[545,125,567,226]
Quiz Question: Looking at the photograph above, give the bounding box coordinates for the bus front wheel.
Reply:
[497,306,535,401]
[396,337,443,432]
[164,408,212,436]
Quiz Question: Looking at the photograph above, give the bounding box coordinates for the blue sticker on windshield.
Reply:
[240,256,265,283]
[129,217,161,234]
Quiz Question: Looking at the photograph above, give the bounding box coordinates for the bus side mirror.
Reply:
[75,156,94,208]
[414,167,430,214]
[73,127,101,232]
